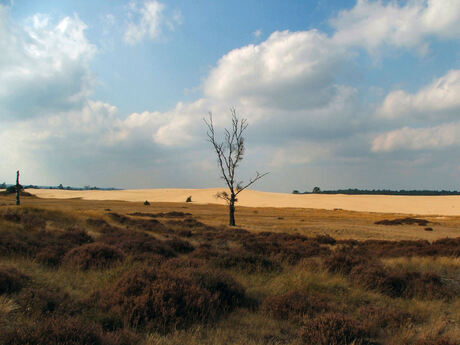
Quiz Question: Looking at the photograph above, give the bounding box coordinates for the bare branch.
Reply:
[235,171,270,195]
[204,113,231,188]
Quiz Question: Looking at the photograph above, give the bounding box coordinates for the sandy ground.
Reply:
[24,188,460,216]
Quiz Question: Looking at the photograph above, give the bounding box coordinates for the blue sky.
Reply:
[1,0,460,192]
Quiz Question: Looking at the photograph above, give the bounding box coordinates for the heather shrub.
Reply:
[323,251,369,274]
[3,208,47,231]
[0,266,29,294]
[375,217,429,226]
[350,264,450,299]
[261,291,330,321]
[190,245,220,260]
[210,249,281,273]
[108,212,167,233]
[164,237,195,253]
[177,229,193,237]
[242,232,331,264]
[128,211,192,218]
[314,234,337,245]
[36,229,94,266]
[98,227,175,258]
[17,285,81,316]
[167,218,214,231]
[298,313,369,345]
[0,226,42,257]
[101,265,246,332]
[357,305,415,336]
[62,243,125,270]
[188,268,246,311]
[0,221,94,265]
[161,257,205,271]
[413,339,459,345]
[0,316,140,345]
[101,267,220,332]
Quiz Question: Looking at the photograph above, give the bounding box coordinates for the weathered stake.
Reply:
[16,170,20,206]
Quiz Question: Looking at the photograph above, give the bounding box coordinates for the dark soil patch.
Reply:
[128,211,192,218]
[375,217,430,226]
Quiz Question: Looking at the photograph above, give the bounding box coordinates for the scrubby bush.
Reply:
[164,237,195,253]
[209,249,281,273]
[298,313,369,345]
[261,291,330,321]
[0,266,29,294]
[63,243,125,270]
[98,227,175,258]
[357,305,415,336]
[188,269,246,311]
[100,266,245,332]
[412,339,459,345]
[36,229,94,266]
[2,208,46,231]
[314,234,337,245]
[101,268,217,332]
[161,257,205,271]
[17,285,81,316]
[323,251,369,274]
[349,263,449,299]
[0,316,140,345]
[242,232,331,264]
[108,212,167,233]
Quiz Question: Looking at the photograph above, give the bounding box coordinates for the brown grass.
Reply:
[1,198,460,345]
[298,313,369,345]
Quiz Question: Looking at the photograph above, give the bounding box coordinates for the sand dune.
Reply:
[25,188,460,216]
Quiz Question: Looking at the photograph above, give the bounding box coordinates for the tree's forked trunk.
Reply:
[229,194,236,226]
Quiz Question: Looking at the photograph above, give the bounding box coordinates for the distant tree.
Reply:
[58,184,64,190]
[204,108,268,226]
[312,186,321,193]
[292,190,300,194]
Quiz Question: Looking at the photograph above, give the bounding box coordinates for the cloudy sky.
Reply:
[1,0,460,192]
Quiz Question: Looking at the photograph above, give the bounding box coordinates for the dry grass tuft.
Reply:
[298,312,369,345]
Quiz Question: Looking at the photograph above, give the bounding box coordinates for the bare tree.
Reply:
[204,108,268,226]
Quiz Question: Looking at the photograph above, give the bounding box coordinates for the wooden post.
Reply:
[16,170,20,206]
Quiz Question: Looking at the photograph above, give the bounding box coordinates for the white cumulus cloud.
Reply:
[123,0,181,45]
[0,6,96,120]
[372,122,460,152]
[331,0,460,52]
[376,70,460,121]
[204,30,349,111]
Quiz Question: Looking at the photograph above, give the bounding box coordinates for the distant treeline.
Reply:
[0,182,120,191]
[292,188,460,196]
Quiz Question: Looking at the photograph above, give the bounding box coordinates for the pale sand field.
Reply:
[25,188,460,216]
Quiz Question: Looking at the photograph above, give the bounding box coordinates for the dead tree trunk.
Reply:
[16,170,20,206]
[204,109,268,226]
[229,192,236,226]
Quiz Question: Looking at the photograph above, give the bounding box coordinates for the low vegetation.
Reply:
[0,204,459,344]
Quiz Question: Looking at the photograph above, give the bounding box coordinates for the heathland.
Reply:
[0,191,459,345]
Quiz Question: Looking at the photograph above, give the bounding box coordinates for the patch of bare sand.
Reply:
[25,188,460,216]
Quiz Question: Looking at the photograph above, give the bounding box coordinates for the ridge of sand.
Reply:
[25,188,460,216]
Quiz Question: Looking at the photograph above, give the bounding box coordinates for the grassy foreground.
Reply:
[1,196,460,345]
